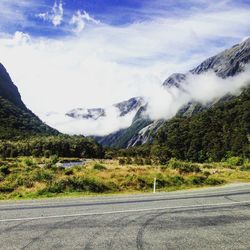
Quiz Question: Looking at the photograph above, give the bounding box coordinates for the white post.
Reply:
[153,177,156,193]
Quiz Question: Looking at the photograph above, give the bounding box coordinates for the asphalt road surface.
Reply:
[0,183,250,250]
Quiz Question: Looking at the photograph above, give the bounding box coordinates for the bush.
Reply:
[93,163,107,171]
[125,157,132,164]
[168,176,185,186]
[144,158,152,165]
[16,175,34,188]
[226,157,243,166]
[240,164,250,171]
[137,176,152,189]
[44,176,112,193]
[168,158,201,174]
[189,176,207,185]
[134,158,144,165]
[50,155,59,165]
[65,169,74,175]
[0,182,16,193]
[119,158,126,165]
[23,157,35,167]
[205,177,224,185]
[31,169,55,182]
[0,165,10,175]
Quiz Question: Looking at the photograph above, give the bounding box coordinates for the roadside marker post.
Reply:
[153,177,156,193]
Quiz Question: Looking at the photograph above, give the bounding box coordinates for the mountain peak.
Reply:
[163,38,250,88]
[0,63,26,110]
[191,37,250,77]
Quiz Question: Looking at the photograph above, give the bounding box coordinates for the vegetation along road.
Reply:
[0,183,249,249]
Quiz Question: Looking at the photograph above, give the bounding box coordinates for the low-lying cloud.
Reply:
[145,66,250,121]
[42,65,250,136]
[42,106,138,136]
[0,3,250,136]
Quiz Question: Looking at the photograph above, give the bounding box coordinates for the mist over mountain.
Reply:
[95,38,250,148]
[66,97,145,121]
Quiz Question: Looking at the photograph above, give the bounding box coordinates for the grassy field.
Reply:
[0,157,250,200]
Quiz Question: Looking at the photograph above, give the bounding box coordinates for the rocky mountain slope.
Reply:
[97,38,250,148]
[66,97,145,121]
[0,63,58,139]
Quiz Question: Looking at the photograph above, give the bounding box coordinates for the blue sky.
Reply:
[1,0,250,37]
[0,0,250,135]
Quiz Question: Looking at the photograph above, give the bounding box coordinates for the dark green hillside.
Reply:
[0,63,58,139]
[155,87,250,162]
[0,97,58,139]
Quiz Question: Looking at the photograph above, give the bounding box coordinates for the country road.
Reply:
[0,183,250,250]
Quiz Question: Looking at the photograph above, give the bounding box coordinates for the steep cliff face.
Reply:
[0,63,26,110]
[0,63,58,139]
[163,38,250,88]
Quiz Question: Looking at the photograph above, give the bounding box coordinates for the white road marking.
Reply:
[0,200,249,223]
[0,185,249,208]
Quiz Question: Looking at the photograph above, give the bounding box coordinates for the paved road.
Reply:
[0,183,250,250]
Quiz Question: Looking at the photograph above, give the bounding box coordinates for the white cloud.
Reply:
[146,67,250,120]
[13,31,31,45]
[70,10,100,33]
[0,6,250,135]
[42,106,137,136]
[37,0,63,27]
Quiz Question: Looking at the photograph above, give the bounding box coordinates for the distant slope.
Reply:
[155,86,250,162]
[0,63,59,139]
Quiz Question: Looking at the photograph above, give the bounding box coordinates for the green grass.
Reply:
[0,157,250,200]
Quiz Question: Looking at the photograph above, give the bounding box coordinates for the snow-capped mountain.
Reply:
[66,108,105,120]
[66,97,145,121]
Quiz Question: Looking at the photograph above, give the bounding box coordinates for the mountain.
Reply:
[155,85,250,162]
[97,38,250,148]
[0,64,26,110]
[66,97,145,121]
[0,63,59,139]
[66,108,105,120]
[163,38,250,88]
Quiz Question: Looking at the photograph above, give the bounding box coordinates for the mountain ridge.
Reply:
[96,38,250,148]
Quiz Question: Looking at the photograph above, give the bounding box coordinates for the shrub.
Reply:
[240,164,250,171]
[0,165,10,175]
[205,177,224,185]
[144,158,152,165]
[134,158,144,165]
[168,176,185,186]
[16,175,34,188]
[31,169,55,182]
[44,176,111,193]
[65,169,74,175]
[203,164,213,169]
[226,157,243,166]
[155,178,168,188]
[119,158,126,165]
[0,182,16,193]
[50,155,59,165]
[23,157,35,167]
[168,158,201,174]
[189,176,207,185]
[137,176,152,189]
[125,157,132,164]
[93,163,107,171]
